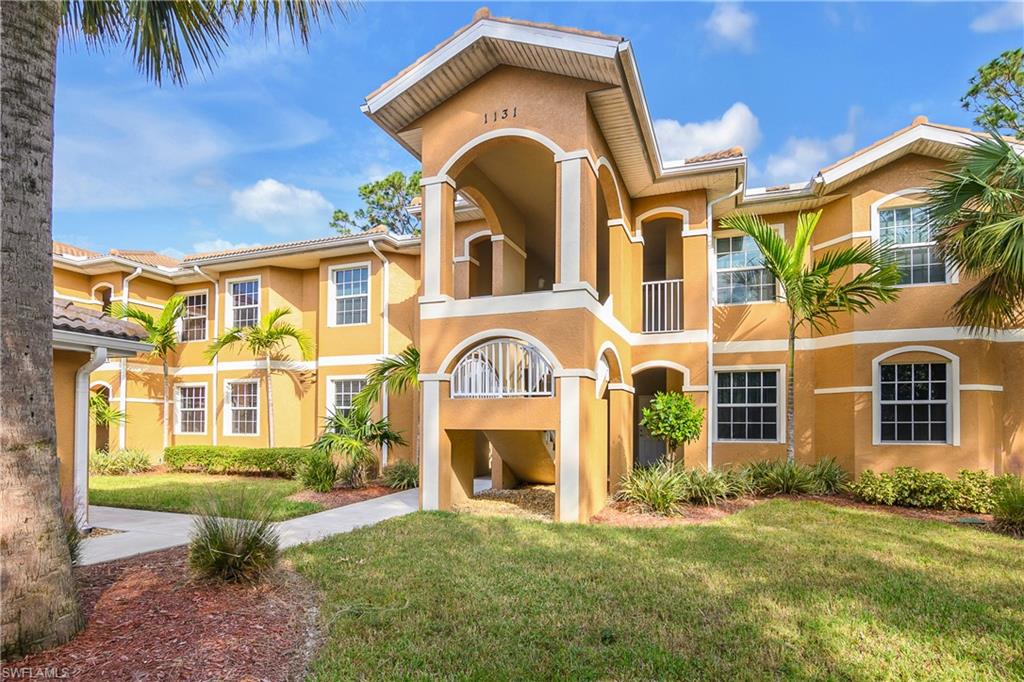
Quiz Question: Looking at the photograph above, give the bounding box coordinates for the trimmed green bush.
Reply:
[382,460,419,490]
[992,476,1024,537]
[164,445,311,477]
[300,451,340,493]
[747,460,818,495]
[809,458,848,494]
[90,448,152,475]
[679,468,752,506]
[617,463,687,515]
[188,489,280,582]
[848,470,896,506]
[850,467,1012,513]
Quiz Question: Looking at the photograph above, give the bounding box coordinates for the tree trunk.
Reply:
[786,313,796,464]
[162,359,169,452]
[0,0,84,660]
[265,353,275,447]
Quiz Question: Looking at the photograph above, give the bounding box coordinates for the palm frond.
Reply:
[61,0,128,46]
[354,345,420,409]
[108,301,155,330]
[205,327,245,362]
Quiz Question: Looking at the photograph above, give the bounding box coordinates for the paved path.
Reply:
[81,478,492,566]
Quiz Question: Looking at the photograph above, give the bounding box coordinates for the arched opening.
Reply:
[91,384,112,453]
[632,364,688,467]
[639,213,685,333]
[93,284,114,313]
[451,137,557,296]
[467,234,493,297]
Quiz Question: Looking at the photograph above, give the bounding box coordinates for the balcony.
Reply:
[642,279,683,333]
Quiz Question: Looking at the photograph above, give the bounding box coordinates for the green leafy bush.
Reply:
[639,391,704,453]
[848,470,896,505]
[188,489,280,582]
[679,468,752,506]
[164,445,311,477]
[809,458,848,494]
[951,469,997,513]
[90,448,152,475]
[299,451,340,493]
[617,463,687,515]
[850,467,1011,512]
[382,460,419,490]
[747,460,818,495]
[992,476,1024,537]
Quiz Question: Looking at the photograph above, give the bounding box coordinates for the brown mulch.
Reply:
[287,484,394,510]
[84,527,122,538]
[6,548,321,681]
[454,485,556,521]
[593,498,763,527]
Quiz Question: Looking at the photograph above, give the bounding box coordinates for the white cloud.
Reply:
[230,178,334,236]
[760,108,860,184]
[970,1,1024,33]
[655,103,762,162]
[191,238,261,253]
[704,3,756,52]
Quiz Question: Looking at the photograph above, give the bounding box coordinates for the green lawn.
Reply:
[289,500,1024,680]
[89,472,322,521]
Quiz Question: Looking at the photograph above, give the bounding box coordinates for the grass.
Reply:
[289,500,1024,680]
[89,472,322,521]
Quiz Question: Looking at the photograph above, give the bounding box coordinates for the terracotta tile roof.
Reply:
[52,300,148,342]
[52,241,100,258]
[684,147,745,164]
[109,249,180,268]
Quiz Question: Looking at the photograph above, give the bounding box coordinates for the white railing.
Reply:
[642,278,683,333]
[451,339,554,398]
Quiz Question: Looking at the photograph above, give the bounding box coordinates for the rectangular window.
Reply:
[230,279,260,328]
[879,206,946,285]
[180,292,208,342]
[175,384,206,434]
[716,370,779,441]
[879,362,948,443]
[716,235,776,304]
[332,265,369,326]
[331,378,366,416]
[226,380,258,435]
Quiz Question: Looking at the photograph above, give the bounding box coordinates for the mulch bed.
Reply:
[593,498,763,527]
[454,485,556,521]
[5,548,320,681]
[814,493,996,528]
[288,484,394,510]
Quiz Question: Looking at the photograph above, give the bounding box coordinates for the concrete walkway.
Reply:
[81,479,492,566]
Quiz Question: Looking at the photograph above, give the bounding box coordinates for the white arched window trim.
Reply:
[635,207,690,238]
[450,338,555,398]
[871,345,960,446]
[869,187,958,286]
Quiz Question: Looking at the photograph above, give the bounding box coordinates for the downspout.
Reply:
[705,183,744,470]
[193,266,220,445]
[368,239,391,467]
[119,267,143,448]
[75,346,108,529]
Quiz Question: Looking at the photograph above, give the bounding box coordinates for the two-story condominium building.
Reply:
[55,9,1023,524]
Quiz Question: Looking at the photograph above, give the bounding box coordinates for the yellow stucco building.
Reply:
[54,10,1024,523]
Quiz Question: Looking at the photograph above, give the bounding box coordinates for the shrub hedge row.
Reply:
[164,445,312,477]
[849,467,1017,514]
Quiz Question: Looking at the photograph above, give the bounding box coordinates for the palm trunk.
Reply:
[786,312,796,464]
[1,0,84,659]
[265,353,275,447]
[162,359,169,452]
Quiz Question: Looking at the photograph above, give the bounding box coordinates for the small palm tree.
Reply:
[353,345,420,409]
[928,134,1024,331]
[720,210,901,462]
[110,295,186,450]
[312,404,407,487]
[89,392,127,428]
[206,307,313,447]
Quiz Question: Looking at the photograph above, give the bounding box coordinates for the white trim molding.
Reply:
[438,328,564,374]
[714,326,1024,354]
[871,345,960,447]
[173,381,209,436]
[635,206,690,237]
[327,261,372,328]
[558,376,581,523]
[224,275,262,330]
[223,378,261,438]
[814,386,871,395]
[420,381,441,511]
[711,363,787,445]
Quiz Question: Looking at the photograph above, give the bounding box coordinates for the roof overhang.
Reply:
[181,233,420,271]
[52,328,152,356]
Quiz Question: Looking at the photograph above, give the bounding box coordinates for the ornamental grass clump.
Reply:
[299,451,340,493]
[679,468,752,506]
[809,457,848,494]
[188,489,280,583]
[992,476,1024,538]
[382,460,419,490]
[617,463,687,515]
[747,460,818,495]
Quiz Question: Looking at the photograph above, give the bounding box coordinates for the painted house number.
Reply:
[483,107,517,124]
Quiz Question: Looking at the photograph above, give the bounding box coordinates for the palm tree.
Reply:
[353,345,420,409]
[928,134,1024,331]
[720,210,901,462]
[312,404,407,487]
[0,1,339,658]
[206,307,313,448]
[110,295,186,451]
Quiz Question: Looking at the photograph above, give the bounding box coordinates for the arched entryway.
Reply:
[631,362,689,467]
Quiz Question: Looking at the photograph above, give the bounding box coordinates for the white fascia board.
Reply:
[52,329,153,355]
[364,20,621,114]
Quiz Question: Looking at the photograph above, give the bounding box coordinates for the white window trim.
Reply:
[177,288,210,343]
[225,275,261,330]
[173,381,208,436]
[870,188,958,287]
[325,375,367,417]
[223,378,261,437]
[871,345,960,446]
[328,262,372,328]
[711,363,787,444]
[712,225,785,306]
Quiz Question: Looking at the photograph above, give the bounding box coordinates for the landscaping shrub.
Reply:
[850,467,1012,513]
[164,445,310,477]
[809,458,848,494]
[617,463,687,515]
[382,460,419,490]
[679,468,752,506]
[848,470,897,506]
[747,460,818,495]
[299,451,340,493]
[64,512,82,567]
[992,476,1024,537]
[188,489,280,582]
[90,448,152,475]
[951,469,998,513]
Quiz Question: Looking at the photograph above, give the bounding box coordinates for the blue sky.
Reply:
[53,1,1024,258]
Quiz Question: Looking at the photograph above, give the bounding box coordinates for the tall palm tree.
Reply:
[110,295,186,451]
[720,210,901,462]
[205,307,313,448]
[313,404,407,487]
[928,134,1024,331]
[0,0,339,658]
[353,345,420,409]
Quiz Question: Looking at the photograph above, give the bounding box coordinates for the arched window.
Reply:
[451,339,554,398]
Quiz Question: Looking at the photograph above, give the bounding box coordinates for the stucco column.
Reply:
[683,231,710,331]
[556,375,581,522]
[553,154,598,295]
[420,378,442,510]
[420,175,456,300]
[607,219,638,328]
[453,258,471,300]
[491,235,525,295]
[607,385,634,493]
